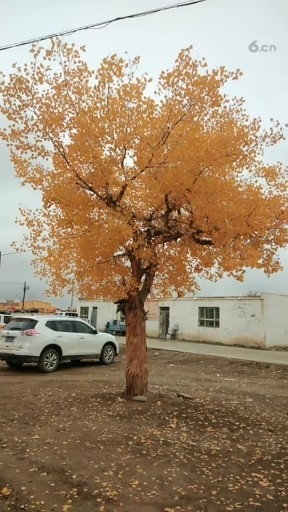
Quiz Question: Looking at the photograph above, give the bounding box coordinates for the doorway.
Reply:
[159,307,170,339]
[90,307,98,328]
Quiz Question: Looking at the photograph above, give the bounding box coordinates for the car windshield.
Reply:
[3,318,38,331]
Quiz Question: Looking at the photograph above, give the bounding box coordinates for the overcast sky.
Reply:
[0,0,287,308]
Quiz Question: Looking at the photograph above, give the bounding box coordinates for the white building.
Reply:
[76,292,288,349]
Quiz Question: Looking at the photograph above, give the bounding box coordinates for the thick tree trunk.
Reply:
[124,295,148,398]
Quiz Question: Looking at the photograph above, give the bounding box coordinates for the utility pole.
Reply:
[22,281,29,310]
[70,285,74,310]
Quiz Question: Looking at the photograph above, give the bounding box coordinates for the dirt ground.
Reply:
[0,345,287,512]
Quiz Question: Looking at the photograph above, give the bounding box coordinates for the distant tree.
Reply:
[246,290,259,297]
[0,40,287,396]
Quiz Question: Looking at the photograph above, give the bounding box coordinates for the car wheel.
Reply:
[100,343,116,365]
[38,348,60,373]
[111,330,117,336]
[6,360,23,369]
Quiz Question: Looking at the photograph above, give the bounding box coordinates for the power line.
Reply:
[1,250,32,256]
[0,0,206,53]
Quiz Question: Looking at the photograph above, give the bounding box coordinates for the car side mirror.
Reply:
[94,329,98,334]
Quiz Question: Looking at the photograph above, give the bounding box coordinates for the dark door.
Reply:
[159,307,170,339]
[91,307,98,328]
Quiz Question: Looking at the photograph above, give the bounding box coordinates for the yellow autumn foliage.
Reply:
[0,39,287,305]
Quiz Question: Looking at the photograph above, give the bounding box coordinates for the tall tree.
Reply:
[0,41,287,396]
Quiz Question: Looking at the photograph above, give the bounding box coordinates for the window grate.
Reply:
[80,306,89,321]
[198,307,220,328]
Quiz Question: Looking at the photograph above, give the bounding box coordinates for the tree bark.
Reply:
[124,295,148,398]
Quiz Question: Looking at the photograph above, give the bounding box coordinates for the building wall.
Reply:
[77,300,118,330]
[0,300,56,313]
[262,293,288,348]
[76,294,288,348]
[146,297,266,348]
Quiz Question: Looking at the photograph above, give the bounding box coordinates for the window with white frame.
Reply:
[198,307,220,327]
[80,306,89,321]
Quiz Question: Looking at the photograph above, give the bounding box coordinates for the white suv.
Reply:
[0,315,119,373]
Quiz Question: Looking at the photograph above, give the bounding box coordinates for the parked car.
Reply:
[0,315,118,373]
[54,311,78,317]
[105,320,126,336]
